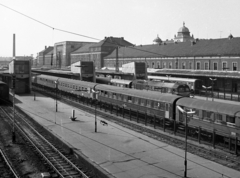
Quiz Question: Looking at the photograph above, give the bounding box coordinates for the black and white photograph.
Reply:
[0,0,240,177]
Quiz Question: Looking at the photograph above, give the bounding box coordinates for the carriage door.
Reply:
[165,103,169,119]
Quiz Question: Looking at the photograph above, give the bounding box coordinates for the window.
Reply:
[204,62,209,70]
[192,109,199,119]
[222,62,227,70]
[154,102,160,109]
[196,62,201,70]
[203,111,214,122]
[134,97,139,104]
[189,62,192,69]
[159,102,165,110]
[163,62,166,68]
[169,62,172,69]
[226,116,235,124]
[215,114,222,123]
[213,62,218,70]
[182,62,186,69]
[146,100,152,107]
[152,62,155,68]
[157,62,160,69]
[232,62,237,71]
[140,99,146,106]
[175,61,178,69]
[117,94,122,100]
[128,96,132,103]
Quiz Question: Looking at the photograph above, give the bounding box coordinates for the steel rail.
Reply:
[1,106,89,178]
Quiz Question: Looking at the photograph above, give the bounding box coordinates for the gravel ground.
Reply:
[0,113,49,178]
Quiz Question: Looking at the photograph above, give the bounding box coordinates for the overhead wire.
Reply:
[0,3,168,57]
[0,3,233,177]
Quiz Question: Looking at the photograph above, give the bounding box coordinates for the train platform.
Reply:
[11,92,240,178]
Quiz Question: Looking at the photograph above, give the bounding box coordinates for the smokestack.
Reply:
[13,34,15,60]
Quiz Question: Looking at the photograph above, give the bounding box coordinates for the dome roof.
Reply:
[153,35,162,44]
[178,22,190,33]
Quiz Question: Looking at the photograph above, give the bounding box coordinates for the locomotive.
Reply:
[33,75,240,153]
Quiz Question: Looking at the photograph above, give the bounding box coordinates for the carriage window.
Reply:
[203,111,214,122]
[141,99,146,106]
[134,98,139,104]
[117,94,122,100]
[215,113,223,123]
[128,96,132,103]
[226,116,235,124]
[159,102,165,110]
[154,102,160,109]
[114,93,117,99]
[146,100,151,107]
[109,92,112,98]
[123,95,128,102]
[192,109,199,119]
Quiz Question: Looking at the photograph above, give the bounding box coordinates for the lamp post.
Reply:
[166,75,171,81]
[12,74,16,143]
[92,84,100,132]
[209,78,217,101]
[54,80,58,112]
[202,85,211,101]
[177,106,195,178]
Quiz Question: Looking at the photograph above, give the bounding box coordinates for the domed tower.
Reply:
[174,22,194,42]
[153,35,162,45]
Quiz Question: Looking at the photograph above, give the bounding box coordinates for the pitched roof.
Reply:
[71,43,96,54]
[105,37,240,58]
[90,37,134,48]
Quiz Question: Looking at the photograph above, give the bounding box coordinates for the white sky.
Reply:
[1,0,240,57]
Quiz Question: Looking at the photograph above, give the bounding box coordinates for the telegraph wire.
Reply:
[0,3,168,57]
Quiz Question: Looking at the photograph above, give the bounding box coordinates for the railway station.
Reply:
[7,92,240,178]
[0,7,240,177]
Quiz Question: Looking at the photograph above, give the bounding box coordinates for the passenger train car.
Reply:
[148,75,202,94]
[33,75,240,152]
[96,77,191,97]
[0,81,9,103]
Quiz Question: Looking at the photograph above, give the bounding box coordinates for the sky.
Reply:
[1,0,240,58]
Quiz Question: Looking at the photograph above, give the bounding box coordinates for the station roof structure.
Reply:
[105,37,240,58]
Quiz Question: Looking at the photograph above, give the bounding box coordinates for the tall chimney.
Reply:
[13,34,15,60]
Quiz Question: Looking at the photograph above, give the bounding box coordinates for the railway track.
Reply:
[0,105,93,178]
[35,88,240,172]
[0,148,19,178]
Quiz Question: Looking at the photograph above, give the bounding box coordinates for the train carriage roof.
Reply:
[38,74,59,81]
[147,81,179,88]
[148,76,200,83]
[96,84,182,103]
[56,77,182,103]
[177,98,240,116]
[111,79,132,85]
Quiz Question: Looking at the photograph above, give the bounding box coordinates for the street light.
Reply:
[177,106,195,178]
[166,75,171,81]
[54,80,58,112]
[202,85,211,100]
[209,78,217,101]
[12,74,16,143]
[92,84,100,132]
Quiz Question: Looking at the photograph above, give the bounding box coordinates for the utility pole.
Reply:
[12,34,16,143]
